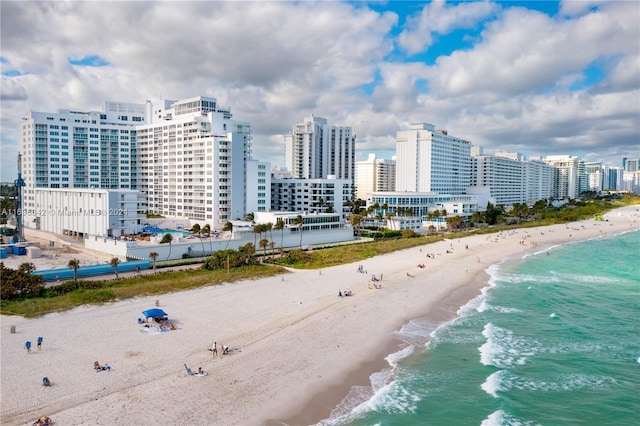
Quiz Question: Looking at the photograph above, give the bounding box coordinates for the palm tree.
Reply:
[201,223,212,254]
[294,214,304,247]
[348,214,363,237]
[160,233,173,259]
[18,262,36,274]
[110,257,120,278]
[223,221,233,250]
[259,238,269,256]
[68,258,80,281]
[252,223,263,248]
[265,222,273,244]
[268,241,275,254]
[149,251,159,271]
[274,218,285,250]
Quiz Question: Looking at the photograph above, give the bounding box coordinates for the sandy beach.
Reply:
[2,206,638,426]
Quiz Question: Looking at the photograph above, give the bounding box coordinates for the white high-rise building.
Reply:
[602,165,623,190]
[19,102,144,191]
[622,158,640,193]
[470,148,554,205]
[284,115,355,183]
[271,176,351,220]
[136,96,252,227]
[356,153,396,200]
[18,102,146,233]
[246,159,271,216]
[585,162,604,192]
[395,123,471,195]
[544,155,587,199]
[20,96,256,235]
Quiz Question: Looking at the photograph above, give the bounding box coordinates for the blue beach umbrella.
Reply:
[142,308,168,319]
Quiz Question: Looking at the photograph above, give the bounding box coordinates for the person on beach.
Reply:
[212,341,218,356]
[42,377,51,387]
[37,336,43,350]
[25,341,32,353]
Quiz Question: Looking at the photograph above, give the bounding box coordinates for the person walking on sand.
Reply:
[212,341,218,356]
[25,341,32,353]
[37,336,43,350]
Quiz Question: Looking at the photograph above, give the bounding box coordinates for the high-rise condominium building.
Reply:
[543,155,587,199]
[356,153,396,200]
[136,96,252,226]
[18,102,144,230]
[284,115,355,183]
[470,148,554,205]
[622,158,640,193]
[585,162,604,192]
[395,123,471,195]
[20,96,253,231]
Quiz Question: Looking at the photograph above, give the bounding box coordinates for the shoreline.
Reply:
[277,271,490,426]
[1,206,638,426]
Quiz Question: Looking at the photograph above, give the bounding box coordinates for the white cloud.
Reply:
[398,0,499,54]
[0,1,637,182]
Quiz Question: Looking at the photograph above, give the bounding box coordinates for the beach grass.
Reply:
[2,196,637,318]
[0,265,288,318]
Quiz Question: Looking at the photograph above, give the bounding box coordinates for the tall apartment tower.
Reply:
[470,148,554,205]
[622,158,640,193]
[136,96,252,226]
[543,155,587,199]
[602,166,622,190]
[356,153,396,200]
[18,102,144,221]
[284,115,355,183]
[585,162,604,192]
[395,123,471,194]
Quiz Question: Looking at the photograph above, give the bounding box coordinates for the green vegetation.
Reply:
[1,194,637,318]
[267,235,444,269]
[0,263,287,318]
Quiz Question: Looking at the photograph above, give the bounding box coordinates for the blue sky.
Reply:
[1,0,638,182]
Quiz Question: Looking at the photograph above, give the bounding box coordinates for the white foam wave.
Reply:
[481,370,505,398]
[393,318,439,347]
[384,345,414,369]
[458,291,485,316]
[479,323,538,368]
[314,378,420,426]
[481,410,539,426]
[483,370,617,396]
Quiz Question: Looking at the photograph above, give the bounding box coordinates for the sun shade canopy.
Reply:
[142,308,168,319]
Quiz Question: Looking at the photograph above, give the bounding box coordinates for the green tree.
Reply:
[446,215,463,230]
[259,238,269,256]
[19,262,36,274]
[223,221,233,250]
[0,262,44,300]
[294,214,304,247]
[274,218,285,251]
[110,257,120,278]
[349,214,363,237]
[68,258,80,281]
[149,251,159,271]
[160,233,173,259]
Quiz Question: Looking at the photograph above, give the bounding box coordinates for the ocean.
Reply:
[317,231,639,426]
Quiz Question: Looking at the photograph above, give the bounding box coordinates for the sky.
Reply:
[1,0,639,182]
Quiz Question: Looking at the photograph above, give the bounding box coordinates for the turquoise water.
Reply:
[319,231,639,425]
